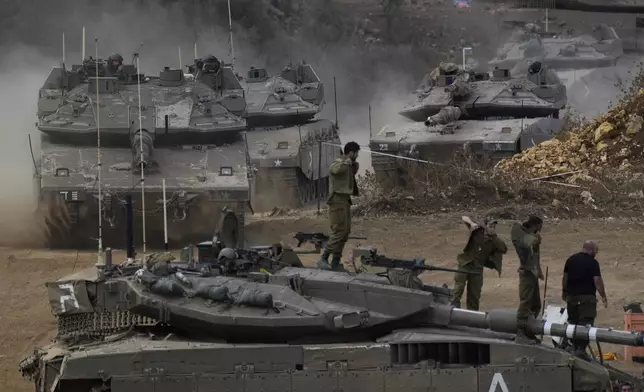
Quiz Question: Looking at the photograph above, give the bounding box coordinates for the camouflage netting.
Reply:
[496,72,644,182]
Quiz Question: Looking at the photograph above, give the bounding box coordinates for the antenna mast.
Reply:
[227,0,235,69]
[81,26,85,61]
[178,47,182,71]
[136,55,147,257]
[95,37,103,258]
[62,32,66,66]
[194,42,198,60]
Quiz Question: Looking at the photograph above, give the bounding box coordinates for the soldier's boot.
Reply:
[330,254,345,271]
[316,249,332,270]
[514,328,540,345]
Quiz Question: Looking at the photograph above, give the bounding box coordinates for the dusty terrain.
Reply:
[2,214,644,391]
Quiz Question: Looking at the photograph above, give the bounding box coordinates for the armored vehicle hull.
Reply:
[247,119,341,211]
[36,57,250,248]
[489,24,623,71]
[371,117,563,182]
[38,136,248,249]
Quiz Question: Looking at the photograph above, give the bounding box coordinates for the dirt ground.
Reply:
[2,214,644,391]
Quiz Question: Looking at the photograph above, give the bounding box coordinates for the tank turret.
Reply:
[489,21,623,71]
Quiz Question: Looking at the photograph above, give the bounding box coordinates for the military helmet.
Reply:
[108,53,123,63]
[218,247,237,261]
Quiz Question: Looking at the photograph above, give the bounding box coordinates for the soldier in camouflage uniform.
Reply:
[107,53,124,75]
[452,216,508,311]
[510,215,544,344]
[317,141,360,271]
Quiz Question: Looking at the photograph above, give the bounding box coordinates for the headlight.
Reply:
[55,168,70,177]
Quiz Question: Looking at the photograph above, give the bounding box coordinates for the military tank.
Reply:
[371,63,566,181]
[19,211,644,392]
[36,53,250,249]
[489,22,623,71]
[237,61,341,211]
[398,61,567,122]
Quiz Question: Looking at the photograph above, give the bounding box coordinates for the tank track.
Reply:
[56,311,158,340]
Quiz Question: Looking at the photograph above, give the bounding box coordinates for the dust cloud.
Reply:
[0,46,53,246]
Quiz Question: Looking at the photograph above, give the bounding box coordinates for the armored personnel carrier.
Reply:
[237,62,341,210]
[19,211,644,392]
[489,22,623,71]
[371,63,566,181]
[36,53,249,249]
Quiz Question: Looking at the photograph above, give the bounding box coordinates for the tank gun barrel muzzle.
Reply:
[131,129,154,169]
[441,307,644,347]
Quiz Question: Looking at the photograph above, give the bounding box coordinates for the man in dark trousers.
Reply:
[562,240,607,356]
[317,141,360,271]
[511,215,544,344]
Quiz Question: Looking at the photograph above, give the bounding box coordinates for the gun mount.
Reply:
[293,231,367,253]
[352,246,481,275]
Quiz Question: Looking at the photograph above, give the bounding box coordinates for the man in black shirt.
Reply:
[561,240,608,355]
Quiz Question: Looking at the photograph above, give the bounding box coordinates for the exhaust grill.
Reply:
[390,342,490,365]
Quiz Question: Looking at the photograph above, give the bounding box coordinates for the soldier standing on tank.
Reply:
[511,215,544,344]
[317,141,360,271]
[107,53,124,75]
[451,216,508,311]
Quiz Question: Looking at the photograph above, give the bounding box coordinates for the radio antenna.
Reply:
[194,41,198,60]
[227,0,235,69]
[95,37,104,259]
[178,46,182,71]
[62,32,65,66]
[81,26,85,61]
[136,54,147,258]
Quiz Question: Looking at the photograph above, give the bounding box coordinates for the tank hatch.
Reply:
[87,77,119,95]
[159,66,184,87]
[247,67,269,83]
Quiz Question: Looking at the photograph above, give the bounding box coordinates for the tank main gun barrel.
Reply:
[131,128,154,169]
[438,307,644,347]
[425,106,462,126]
[352,246,480,275]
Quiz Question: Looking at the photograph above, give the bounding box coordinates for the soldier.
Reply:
[561,240,607,357]
[107,53,124,74]
[510,215,544,344]
[317,141,360,271]
[451,216,508,311]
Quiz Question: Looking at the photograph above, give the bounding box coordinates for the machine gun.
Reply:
[293,232,367,253]
[351,246,481,275]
